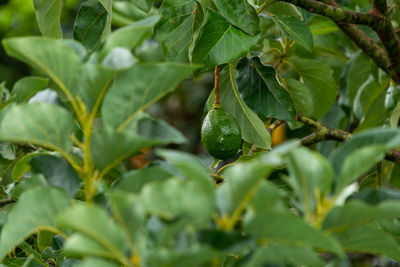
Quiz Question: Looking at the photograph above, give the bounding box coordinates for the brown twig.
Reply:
[296,114,400,165]
[214,65,220,106]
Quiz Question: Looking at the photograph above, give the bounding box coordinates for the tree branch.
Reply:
[296,114,400,165]
[280,0,382,26]
[267,0,400,83]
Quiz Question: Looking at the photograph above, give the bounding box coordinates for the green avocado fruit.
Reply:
[201,107,242,160]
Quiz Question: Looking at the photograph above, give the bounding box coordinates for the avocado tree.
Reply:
[1,0,400,266]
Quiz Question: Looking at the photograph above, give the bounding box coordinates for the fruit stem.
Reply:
[213,65,220,107]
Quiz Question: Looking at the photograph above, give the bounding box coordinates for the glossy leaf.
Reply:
[10,77,48,103]
[244,244,324,267]
[56,205,130,265]
[0,103,74,153]
[213,0,259,36]
[102,62,198,130]
[236,57,296,121]
[131,0,154,12]
[219,65,271,149]
[30,155,81,197]
[274,15,313,52]
[289,57,337,119]
[99,15,160,61]
[102,47,138,70]
[347,51,371,104]
[333,225,400,261]
[2,38,82,98]
[284,78,314,116]
[74,63,116,113]
[128,112,187,144]
[74,0,108,51]
[114,164,174,193]
[330,128,400,173]
[286,147,334,216]
[156,149,214,193]
[217,159,274,218]
[108,192,145,250]
[336,145,387,192]
[353,76,389,120]
[192,10,259,66]
[245,210,344,256]
[63,234,115,259]
[0,187,71,260]
[155,0,205,62]
[75,257,119,267]
[90,127,156,171]
[323,200,400,232]
[141,177,214,225]
[33,0,63,38]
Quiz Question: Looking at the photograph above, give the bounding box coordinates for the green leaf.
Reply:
[284,78,314,116]
[56,205,130,265]
[130,113,187,144]
[2,37,82,99]
[99,15,160,61]
[10,77,48,103]
[75,257,119,267]
[213,0,259,36]
[289,57,337,119]
[347,51,371,104]
[101,47,138,70]
[219,65,271,149]
[192,9,259,66]
[274,15,313,52]
[114,164,174,193]
[30,155,81,197]
[101,62,198,130]
[330,128,400,173]
[155,0,205,62]
[353,76,389,120]
[11,151,53,181]
[63,234,115,259]
[333,225,400,261]
[323,200,400,232]
[74,63,116,113]
[156,149,214,194]
[0,187,71,260]
[33,0,63,38]
[335,145,387,192]
[286,147,334,216]
[141,177,215,225]
[90,127,155,172]
[244,244,324,267]
[236,57,296,121]
[0,103,74,153]
[245,210,344,256]
[131,0,154,12]
[37,231,55,251]
[217,159,274,218]
[108,192,145,250]
[74,0,108,51]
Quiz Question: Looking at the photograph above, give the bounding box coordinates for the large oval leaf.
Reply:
[236,57,296,121]
[33,0,63,38]
[2,37,82,99]
[101,62,198,130]
[220,65,271,149]
[213,0,259,36]
[0,103,74,153]
[0,187,71,260]
[155,0,205,62]
[192,9,259,67]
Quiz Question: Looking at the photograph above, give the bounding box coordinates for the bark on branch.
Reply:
[296,114,400,165]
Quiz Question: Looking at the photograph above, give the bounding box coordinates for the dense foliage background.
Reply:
[1,0,400,266]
